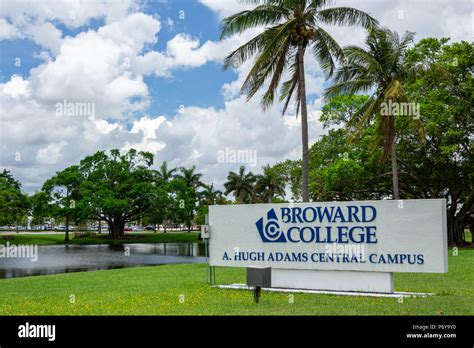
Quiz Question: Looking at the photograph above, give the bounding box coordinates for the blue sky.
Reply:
[0,0,471,193]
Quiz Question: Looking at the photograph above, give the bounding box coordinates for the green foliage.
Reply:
[0,170,29,226]
[401,38,474,244]
[320,94,369,128]
[307,128,389,201]
[324,27,420,159]
[254,164,287,203]
[170,177,198,232]
[224,165,256,203]
[305,37,472,244]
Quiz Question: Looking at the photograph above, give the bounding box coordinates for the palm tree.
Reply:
[224,165,256,203]
[221,0,378,201]
[324,27,421,199]
[199,183,223,205]
[254,165,286,202]
[156,161,177,182]
[178,166,203,189]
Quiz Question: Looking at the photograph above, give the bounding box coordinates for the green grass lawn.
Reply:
[0,248,472,315]
[0,232,200,246]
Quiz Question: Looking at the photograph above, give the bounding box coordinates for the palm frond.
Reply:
[311,26,343,77]
[323,79,373,100]
[241,20,296,100]
[261,39,292,109]
[220,5,289,39]
[316,7,379,29]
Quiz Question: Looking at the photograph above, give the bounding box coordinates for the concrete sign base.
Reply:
[271,269,394,293]
[215,284,433,298]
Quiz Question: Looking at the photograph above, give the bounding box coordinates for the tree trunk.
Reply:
[390,134,400,200]
[65,216,70,242]
[297,43,310,202]
[98,220,101,234]
[447,213,465,246]
[111,218,124,239]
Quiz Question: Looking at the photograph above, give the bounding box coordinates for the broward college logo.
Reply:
[256,209,287,242]
[255,205,379,244]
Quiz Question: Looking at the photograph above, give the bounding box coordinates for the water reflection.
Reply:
[0,243,206,279]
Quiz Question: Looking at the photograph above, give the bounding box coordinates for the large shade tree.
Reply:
[221,0,378,201]
[0,170,29,227]
[78,149,155,238]
[324,27,422,199]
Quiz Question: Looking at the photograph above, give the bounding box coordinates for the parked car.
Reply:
[124,227,133,232]
[132,226,145,232]
[145,226,154,231]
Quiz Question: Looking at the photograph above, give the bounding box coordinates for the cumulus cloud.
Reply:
[28,12,161,119]
[0,18,21,40]
[0,75,30,98]
[135,28,261,77]
[0,0,138,54]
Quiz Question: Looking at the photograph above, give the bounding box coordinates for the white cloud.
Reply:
[0,75,30,98]
[0,18,21,40]
[0,0,138,53]
[94,119,122,135]
[136,27,262,77]
[36,142,67,165]
[199,0,254,19]
[27,12,161,119]
[26,22,63,55]
[130,116,169,139]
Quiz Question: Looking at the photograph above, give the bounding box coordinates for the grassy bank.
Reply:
[0,249,472,315]
[0,232,200,246]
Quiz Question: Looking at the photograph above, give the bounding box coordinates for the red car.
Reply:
[123,227,132,232]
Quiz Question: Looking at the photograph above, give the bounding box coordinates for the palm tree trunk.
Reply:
[297,43,310,202]
[390,134,400,199]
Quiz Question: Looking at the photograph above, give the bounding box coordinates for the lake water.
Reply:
[0,243,206,279]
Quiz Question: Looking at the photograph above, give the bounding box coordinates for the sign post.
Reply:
[201,214,215,285]
[209,199,448,293]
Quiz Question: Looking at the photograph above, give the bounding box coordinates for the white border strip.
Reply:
[214,284,434,298]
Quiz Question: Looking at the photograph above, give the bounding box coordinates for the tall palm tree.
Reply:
[156,161,177,182]
[324,27,421,199]
[254,165,286,202]
[178,166,203,190]
[221,0,378,201]
[199,183,223,205]
[224,165,256,203]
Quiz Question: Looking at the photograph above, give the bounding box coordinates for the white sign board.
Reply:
[209,199,448,273]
